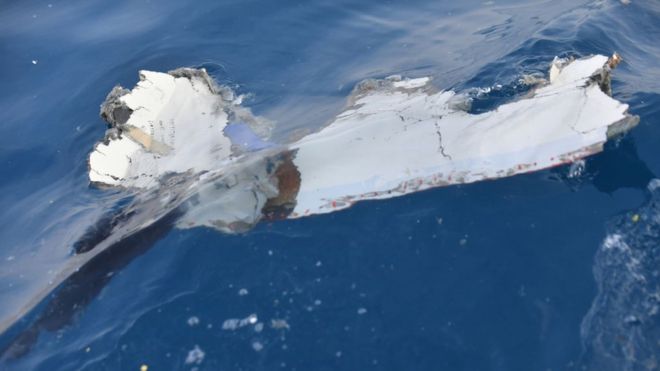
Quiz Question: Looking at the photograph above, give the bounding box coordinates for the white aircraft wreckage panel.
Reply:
[88,68,268,189]
[0,54,643,362]
[289,54,635,216]
[87,54,637,229]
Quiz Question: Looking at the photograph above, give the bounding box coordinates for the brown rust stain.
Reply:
[262,151,302,220]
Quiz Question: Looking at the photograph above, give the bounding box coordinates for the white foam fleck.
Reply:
[185,345,205,365]
[270,319,290,330]
[567,159,586,178]
[252,341,264,352]
[187,316,200,327]
[222,313,258,330]
[647,179,660,192]
[603,234,626,251]
[392,77,430,89]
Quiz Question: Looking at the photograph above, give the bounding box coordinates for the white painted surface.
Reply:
[290,55,630,217]
[87,55,634,222]
[88,70,233,189]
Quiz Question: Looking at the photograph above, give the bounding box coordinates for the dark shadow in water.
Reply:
[2,137,654,363]
[0,152,301,363]
[549,136,655,194]
[0,207,182,362]
[589,137,655,193]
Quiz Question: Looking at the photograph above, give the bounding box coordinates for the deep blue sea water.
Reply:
[1,0,659,370]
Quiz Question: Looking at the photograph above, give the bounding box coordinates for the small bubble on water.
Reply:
[185,345,205,365]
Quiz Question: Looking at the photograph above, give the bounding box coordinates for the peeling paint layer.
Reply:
[89,68,269,189]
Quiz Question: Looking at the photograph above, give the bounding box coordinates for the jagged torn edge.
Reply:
[289,54,638,217]
[88,67,271,190]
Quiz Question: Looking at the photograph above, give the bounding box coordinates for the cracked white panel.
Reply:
[88,70,233,189]
[290,55,633,217]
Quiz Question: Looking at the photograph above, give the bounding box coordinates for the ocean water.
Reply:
[1,0,659,370]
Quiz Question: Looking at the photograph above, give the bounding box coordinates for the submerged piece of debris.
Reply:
[88,54,637,230]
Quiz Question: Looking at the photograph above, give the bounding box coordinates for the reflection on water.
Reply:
[0,0,659,370]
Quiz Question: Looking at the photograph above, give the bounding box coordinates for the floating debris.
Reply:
[289,54,636,217]
[4,55,634,358]
[86,54,637,232]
